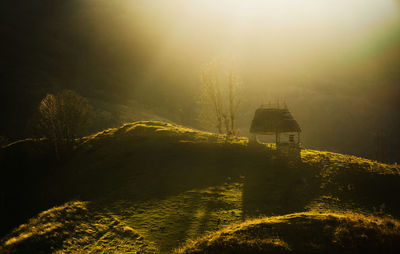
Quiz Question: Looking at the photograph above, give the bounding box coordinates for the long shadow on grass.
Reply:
[1,139,247,239]
[66,141,324,252]
[241,147,322,219]
[83,143,323,252]
[72,140,248,252]
[1,138,320,249]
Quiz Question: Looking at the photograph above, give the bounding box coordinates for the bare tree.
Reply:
[197,60,241,136]
[226,69,241,135]
[34,90,92,159]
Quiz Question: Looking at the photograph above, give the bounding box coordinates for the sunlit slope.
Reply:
[0,201,157,254]
[1,121,400,253]
[176,212,400,254]
[1,181,245,253]
[301,150,400,215]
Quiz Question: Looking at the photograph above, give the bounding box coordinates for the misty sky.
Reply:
[85,0,400,158]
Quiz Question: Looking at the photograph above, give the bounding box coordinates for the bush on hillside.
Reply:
[31,90,92,160]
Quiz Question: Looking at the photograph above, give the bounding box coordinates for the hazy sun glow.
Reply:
[165,0,398,38]
[119,0,399,87]
[83,0,400,111]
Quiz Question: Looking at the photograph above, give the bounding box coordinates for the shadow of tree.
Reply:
[93,179,243,253]
[241,153,321,219]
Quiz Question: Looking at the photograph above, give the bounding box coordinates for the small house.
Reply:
[249,105,301,153]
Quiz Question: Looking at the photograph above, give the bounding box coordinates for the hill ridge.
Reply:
[1,121,400,253]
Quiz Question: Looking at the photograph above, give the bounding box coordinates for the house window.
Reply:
[289,134,295,142]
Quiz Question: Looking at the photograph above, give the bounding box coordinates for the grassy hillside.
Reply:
[0,201,157,253]
[1,121,400,253]
[177,212,400,254]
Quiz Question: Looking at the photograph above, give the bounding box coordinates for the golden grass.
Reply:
[98,181,244,253]
[80,121,248,146]
[301,149,400,175]
[0,201,157,253]
[3,121,400,253]
[176,211,400,254]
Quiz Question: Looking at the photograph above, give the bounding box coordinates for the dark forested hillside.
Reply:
[1,1,181,136]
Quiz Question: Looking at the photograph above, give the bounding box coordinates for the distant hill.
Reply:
[1,121,399,253]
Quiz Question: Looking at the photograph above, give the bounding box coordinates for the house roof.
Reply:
[250,107,301,134]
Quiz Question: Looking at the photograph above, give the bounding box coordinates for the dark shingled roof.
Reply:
[250,107,301,134]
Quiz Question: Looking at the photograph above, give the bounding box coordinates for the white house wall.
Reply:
[279,132,299,144]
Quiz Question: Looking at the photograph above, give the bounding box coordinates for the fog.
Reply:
[1,0,400,162]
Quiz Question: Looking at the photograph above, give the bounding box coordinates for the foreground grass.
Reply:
[177,212,400,254]
[98,180,243,253]
[0,180,243,253]
[0,201,157,253]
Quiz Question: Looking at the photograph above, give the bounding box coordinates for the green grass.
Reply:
[1,121,400,253]
[176,212,400,254]
[0,201,157,253]
[301,149,400,216]
[101,180,243,252]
